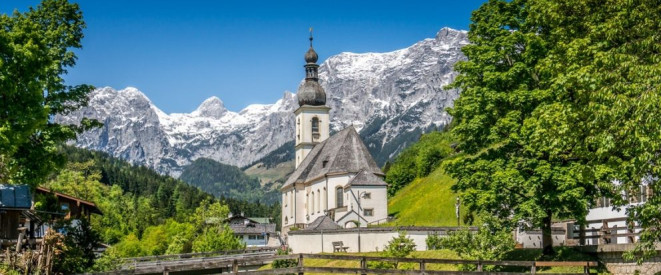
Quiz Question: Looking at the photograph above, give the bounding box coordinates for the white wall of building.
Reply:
[288,228,461,254]
[515,230,567,249]
[295,106,330,168]
[345,186,388,225]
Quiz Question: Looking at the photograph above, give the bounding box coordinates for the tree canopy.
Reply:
[447,0,661,256]
[0,0,98,186]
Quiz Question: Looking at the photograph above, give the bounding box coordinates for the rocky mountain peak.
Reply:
[59,27,469,176]
[194,96,227,118]
[435,27,468,44]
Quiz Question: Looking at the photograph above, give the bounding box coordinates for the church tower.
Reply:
[295,31,330,168]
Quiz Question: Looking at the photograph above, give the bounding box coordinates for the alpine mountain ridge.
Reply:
[56,27,469,177]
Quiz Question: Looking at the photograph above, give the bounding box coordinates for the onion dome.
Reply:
[297,29,326,106]
[304,41,318,64]
[298,81,326,106]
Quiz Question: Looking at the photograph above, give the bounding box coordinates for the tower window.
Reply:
[311,117,320,139]
[336,187,343,208]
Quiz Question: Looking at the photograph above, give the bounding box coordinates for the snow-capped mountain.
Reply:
[57,27,468,177]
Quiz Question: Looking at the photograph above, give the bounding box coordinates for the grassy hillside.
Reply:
[386,167,466,227]
[244,160,294,187]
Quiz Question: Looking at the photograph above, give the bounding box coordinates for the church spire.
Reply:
[298,28,326,106]
[304,28,319,77]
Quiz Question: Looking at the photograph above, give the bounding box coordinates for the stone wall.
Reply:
[599,251,661,275]
[579,244,661,275]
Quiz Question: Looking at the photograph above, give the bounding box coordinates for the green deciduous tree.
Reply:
[0,0,99,186]
[192,225,244,252]
[385,131,454,196]
[448,0,661,257]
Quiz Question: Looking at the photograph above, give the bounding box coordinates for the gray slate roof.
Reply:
[0,184,31,209]
[303,215,341,231]
[283,126,383,189]
[346,169,387,187]
[229,223,276,234]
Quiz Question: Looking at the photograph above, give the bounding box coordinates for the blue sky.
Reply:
[2,0,485,113]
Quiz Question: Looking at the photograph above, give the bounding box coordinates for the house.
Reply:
[35,187,102,220]
[0,184,102,249]
[578,183,651,245]
[281,34,388,235]
[226,214,278,247]
[0,185,33,241]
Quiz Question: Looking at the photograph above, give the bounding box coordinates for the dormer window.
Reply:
[311,117,320,139]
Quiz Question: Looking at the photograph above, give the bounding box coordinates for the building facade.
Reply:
[281,34,388,235]
[225,214,278,247]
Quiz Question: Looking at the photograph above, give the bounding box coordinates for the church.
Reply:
[281,34,388,234]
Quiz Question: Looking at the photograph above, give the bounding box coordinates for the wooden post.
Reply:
[579,224,586,245]
[358,227,361,253]
[232,259,238,274]
[419,259,425,272]
[162,269,169,275]
[531,262,536,274]
[16,228,26,253]
[584,262,589,274]
[360,256,367,275]
[298,254,304,275]
[477,260,483,272]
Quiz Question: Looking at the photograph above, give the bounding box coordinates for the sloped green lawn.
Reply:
[386,167,464,227]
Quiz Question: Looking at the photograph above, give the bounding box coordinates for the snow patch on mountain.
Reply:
[58,27,468,176]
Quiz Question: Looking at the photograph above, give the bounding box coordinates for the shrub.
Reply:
[272,248,298,274]
[384,231,416,268]
[425,232,443,250]
[441,219,514,271]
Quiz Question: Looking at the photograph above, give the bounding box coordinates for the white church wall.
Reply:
[295,184,307,225]
[282,188,298,228]
[288,228,463,254]
[304,177,330,223]
[295,106,330,168]
[346,186,388,226]
[326,174,352,210]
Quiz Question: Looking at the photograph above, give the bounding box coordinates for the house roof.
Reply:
[303,215,341,231]
[282,126,383,189]
[229,223,276,235]
[35,187,103,215]
[0,184,31,209]
[224,215,268,224]
[346,169,387,187]
[248,217,271,224]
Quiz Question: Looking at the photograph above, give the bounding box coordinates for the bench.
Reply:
[332,241,349,252]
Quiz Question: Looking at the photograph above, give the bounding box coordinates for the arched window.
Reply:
[284,216,288,224]
[311,117,320,139]
[317,190,320,213]
[336,187,343,208]
[311,192,315,214]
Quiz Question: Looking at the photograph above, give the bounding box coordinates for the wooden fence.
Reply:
[89,253,598,275]
[259,254,597,275]
[571,217,641,245]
